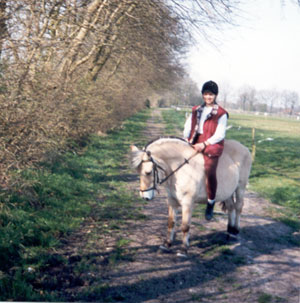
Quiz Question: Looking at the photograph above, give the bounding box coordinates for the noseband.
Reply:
[140,151,198,193]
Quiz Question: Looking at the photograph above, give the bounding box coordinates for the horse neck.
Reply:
[149,142,194,167]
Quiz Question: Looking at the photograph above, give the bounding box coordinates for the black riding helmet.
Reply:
[201,80,218,95]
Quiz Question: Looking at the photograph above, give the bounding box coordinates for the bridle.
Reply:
[139,155,164,193]
[139,150,198,193]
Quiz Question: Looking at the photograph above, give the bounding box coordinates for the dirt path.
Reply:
[99,109,300,303]
[47,109,299,302]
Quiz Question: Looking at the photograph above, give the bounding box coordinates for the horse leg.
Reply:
[178,203,192,257]
[234,186,245,233]
[160,200,178,252]
[225,195,239,240]
[166,205,178,247]
[226,186,245,240]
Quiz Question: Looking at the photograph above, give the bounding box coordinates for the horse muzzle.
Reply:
[140,189,155,200]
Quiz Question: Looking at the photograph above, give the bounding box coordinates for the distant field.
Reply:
[162,109,300,226]
[227,113,300,224]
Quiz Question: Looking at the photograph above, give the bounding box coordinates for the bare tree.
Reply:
[281,90,299,116]
[238,86,257,111]
[258,89,280,113]
[168,0,242,43]
[0,0,244,182]
[0,0,7,58]
[168,76,201,106]
[218,81,232,108]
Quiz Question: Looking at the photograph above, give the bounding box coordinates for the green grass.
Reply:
[161,109,300,230]
[0,110,150,301]
[257,292,286,303]
[226,114,300,229]
[161,109,187,136]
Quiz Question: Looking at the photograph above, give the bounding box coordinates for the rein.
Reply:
[140,151,198,193]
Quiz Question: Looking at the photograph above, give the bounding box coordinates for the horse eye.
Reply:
[145,171,152,176]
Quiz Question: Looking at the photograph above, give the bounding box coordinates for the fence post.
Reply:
[252,127,256,161]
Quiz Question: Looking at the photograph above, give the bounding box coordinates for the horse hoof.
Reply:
[176,249,188,258]
[159,245,171,253]
[226,232,239,242]
[227,225,239,235]
[176,252,188,258]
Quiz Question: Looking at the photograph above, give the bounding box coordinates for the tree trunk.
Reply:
[0,0,7,59]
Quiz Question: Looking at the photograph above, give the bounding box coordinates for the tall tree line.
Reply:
[0,0,239,183]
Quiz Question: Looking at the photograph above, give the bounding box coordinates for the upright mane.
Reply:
[144,136,195,162]
[131,137,194,170]
[144,136,191,151]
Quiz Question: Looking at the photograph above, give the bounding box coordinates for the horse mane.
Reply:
[131,136,192,170]
[131,148,144,169]
[144,136,191,150]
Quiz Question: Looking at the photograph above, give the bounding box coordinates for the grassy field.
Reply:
[0,110,150,301]
[161,109,300,228]
[226,113,300,225]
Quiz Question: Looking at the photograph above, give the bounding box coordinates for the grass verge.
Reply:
[0,109,150,301]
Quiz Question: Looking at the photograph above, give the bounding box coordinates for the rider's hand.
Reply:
[193,143,206,152]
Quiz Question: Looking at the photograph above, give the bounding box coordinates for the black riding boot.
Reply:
[205,201,215,221]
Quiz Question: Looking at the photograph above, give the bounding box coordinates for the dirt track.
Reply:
[51,109,299,302]
[99,109,300,303]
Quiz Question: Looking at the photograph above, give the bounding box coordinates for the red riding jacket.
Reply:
[188,104,228,158]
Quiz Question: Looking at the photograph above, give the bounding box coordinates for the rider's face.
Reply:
[202,92,216,106]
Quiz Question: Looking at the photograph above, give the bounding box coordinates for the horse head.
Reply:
[130,145,165,201]
[131,137,195,201]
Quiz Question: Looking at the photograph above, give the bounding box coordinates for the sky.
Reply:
[186,0,300,99]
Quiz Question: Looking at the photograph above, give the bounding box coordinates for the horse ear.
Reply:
[130,145,140,152]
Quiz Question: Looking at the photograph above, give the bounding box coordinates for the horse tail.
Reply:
[220,201,227,212]
[220,193,236,213]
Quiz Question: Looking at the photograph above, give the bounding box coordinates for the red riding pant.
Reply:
[203,155,219,200]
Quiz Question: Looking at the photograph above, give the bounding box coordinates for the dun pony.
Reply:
[131,137,252,257]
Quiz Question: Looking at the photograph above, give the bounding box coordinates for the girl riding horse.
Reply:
[183,80,228,221]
